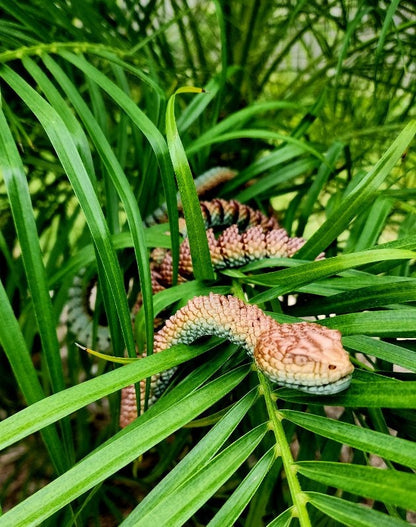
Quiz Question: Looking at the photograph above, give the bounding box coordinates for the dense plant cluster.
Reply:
[0,1,415,525]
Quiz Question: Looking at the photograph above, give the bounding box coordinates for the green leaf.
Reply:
[0,340,225,451]
[222,144,306,193]
[236,157,319,202]
[249,249,416,303]
[207,447,276,527]
[297,141,344,234]
[0,105,65,393]
[126,389,259,522]
[277,381,416,408]
[166,86,215,280]
[344,335,416,373]
[265,507,294,527]
[0,367,249,527]
[0,105,71,471]
[374,0,401,67]
[0,280,66,473]
[0,64,136,360]
[282,410,416,469]
[297,462,416,510]
[334,5,371,89]
[296,120,416,259]
[306,492,409,527]
[59,50,180,310]
[133,425,269,527]
[320,309,416,337]
[296,279,416,315]
[347,196,393,252]
[22,55,96,183]
[187,129,325,164]
[188,101,302,151]
[40,54,154,356]
[176,75,222,132]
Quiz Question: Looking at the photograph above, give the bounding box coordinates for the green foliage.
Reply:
[0,1,415,526]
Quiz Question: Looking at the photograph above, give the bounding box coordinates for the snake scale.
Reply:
[67,167,354,428]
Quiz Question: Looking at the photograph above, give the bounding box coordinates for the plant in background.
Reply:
[0,1,415,526]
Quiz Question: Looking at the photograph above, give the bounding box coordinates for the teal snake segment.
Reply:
[120,293,354,427]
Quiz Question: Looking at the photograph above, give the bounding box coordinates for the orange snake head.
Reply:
[254,322,354,394]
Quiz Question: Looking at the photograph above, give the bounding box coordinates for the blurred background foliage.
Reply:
[0,0,415,230]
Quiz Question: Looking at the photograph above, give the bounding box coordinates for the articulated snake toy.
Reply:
[67,167,354,427]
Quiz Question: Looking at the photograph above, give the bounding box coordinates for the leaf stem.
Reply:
[258,371,311,527]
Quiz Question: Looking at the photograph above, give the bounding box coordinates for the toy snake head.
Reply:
[254,322,354,395]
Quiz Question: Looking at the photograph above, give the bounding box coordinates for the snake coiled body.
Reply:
[148,197,306,296]
[67,196,304,346]
[67,167,354,428]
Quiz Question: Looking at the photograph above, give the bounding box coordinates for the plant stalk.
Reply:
[258,371,311,527]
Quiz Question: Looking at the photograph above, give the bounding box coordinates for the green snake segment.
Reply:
[66,167,354,427]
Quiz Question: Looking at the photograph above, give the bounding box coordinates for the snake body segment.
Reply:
[148,197,306,294]
[120,293,354,427]
[151,222,305,292]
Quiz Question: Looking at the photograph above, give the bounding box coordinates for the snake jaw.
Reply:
[253,324,354,395]
[294,373,353,395]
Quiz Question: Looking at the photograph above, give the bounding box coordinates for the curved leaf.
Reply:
[282,409,416,468]
[0,367,249,527]
[297,462,416,510]
[307,492,409,527]
[166,86,215,281]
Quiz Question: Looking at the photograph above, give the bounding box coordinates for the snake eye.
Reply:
[328,364,337,370]
[294,354,308,365]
